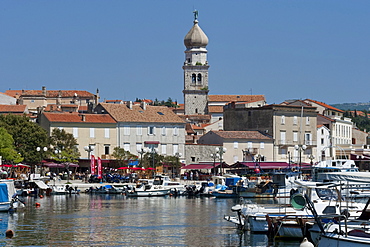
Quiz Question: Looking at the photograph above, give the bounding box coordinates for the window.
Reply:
[192,74,196,83]
[305,133,312,145]
[105,128,110,138]
[197,73,202,83]
[123,126,130,135]
[306,116,310,125]
[293,116,298,125]
[173,144,179,155]
[280,131,286,144]
[281,115,285,125]
[90,128,95,138]
[293,132,298,142]
[161,127,166,136]
[73,127,78,138]
[136,143,142,152]
[247,142,252,149]
[234,142,238,149]
[161,144,167,155]
[321,138,324,145]
[191,157,196,162]
[260,142,265,149]
[148,126,155,135]
[173,127,179,136]
[137,126,142,136]
[104,145,110,155]
[123,143,130,152]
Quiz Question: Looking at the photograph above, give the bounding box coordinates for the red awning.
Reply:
[144,141,160,144]
[238,162,311,170]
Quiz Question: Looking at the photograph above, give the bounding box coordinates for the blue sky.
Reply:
[1,1,370,105]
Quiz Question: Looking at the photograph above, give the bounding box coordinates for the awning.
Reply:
[144,141,160,144]
[181,162,229,170]
[34,181,49,190]
[43,162,79,168]
[238,162,305,170]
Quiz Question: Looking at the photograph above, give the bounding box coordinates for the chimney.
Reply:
[81,114,86,121]
[42,86,46,96]
[127,101,133,109]
[140,101,146,110]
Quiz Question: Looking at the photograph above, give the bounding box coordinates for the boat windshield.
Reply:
[315,188,339,200]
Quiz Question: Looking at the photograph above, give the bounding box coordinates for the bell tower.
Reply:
[183,10,209,115]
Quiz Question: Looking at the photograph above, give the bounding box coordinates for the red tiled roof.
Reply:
[98,103,186,123]
[208,130,272,140]
[43,112,116,123]
[208,105,224,113]
[208,95,265,102]
[0,104,27,113]
[305,99,343,113]
[4,90,94,98]
[317,113,335,122]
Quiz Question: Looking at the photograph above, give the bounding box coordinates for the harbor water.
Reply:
[0,194,303,246]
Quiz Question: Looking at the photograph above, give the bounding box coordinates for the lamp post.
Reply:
[215,147,227,175]
[308,154,315,165]
[210,152,219,176]
[150,148,158,178]
[36,146,48,175]
[174,152,182,178]
[137,148,147,167]
[294,144,307,173]
[84,145,95,159]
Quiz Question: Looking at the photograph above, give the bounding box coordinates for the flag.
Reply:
[97,157,102,179]
[90,155,96,176]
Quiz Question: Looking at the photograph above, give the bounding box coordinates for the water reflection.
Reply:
[0,195,300,246]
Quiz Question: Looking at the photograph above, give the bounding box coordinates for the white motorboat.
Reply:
[126,180,170,197]
[309,197,370,246]
[152,175,186,195]
[0,180,24,212]
[224,180,365,237]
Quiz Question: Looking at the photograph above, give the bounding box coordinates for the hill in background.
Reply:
[332,102,370,111]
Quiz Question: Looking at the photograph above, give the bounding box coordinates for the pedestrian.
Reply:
[190,171,193,180]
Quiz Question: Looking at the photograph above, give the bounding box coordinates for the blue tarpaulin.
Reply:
[0,184,9,203]
[128,160,139,166]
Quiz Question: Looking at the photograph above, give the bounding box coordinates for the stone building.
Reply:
[223,103,317,163]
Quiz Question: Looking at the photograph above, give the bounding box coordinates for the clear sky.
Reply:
[1,1,370,105]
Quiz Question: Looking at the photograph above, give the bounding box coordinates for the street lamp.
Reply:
[137,148,148,167]
[308,154,315,165]
[150,148,158,178]
[294,144,307,172]
[215,147,227,175]
[210,152,219,176]
[84,145,95,159]
[36,146,47,175]
[174,152,182,178]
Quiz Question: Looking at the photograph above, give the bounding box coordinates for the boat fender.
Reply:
[35,203,41,207]
[299,237,313,247]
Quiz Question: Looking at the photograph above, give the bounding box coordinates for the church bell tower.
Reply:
[183,10,209,115]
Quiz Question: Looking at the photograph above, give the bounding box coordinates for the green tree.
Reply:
[143,152,164,169]
[0,127,23,164]
[49,128,80,164]
[0,114,49,165]
[112,147,137,166]
[163,155,181,177]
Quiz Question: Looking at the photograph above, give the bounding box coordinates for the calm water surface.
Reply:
[0,194,302,246]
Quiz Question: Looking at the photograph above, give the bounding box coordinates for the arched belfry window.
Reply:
[195,108,198,114]
[197,74,202,83]
[192,74,196,83]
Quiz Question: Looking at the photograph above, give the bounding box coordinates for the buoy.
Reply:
[35,202,41,207]
[39,195,44,198]
[5,229,14,238]
[300,237,314,247]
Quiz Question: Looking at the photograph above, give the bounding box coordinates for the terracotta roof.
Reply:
[208,130,272,140]
[208,105,224,113]
[208,95,265,102]
[305,99,343,113]
[317,113,335,122]
[0,104,27,113]
[4,90,94,98]
[185,123,196,134]
[98,103,185,123]
[191,124,205,130]
[43,112,116,123]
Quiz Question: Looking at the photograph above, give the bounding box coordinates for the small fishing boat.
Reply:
[0,180,23,212]
[126,180,170,197]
